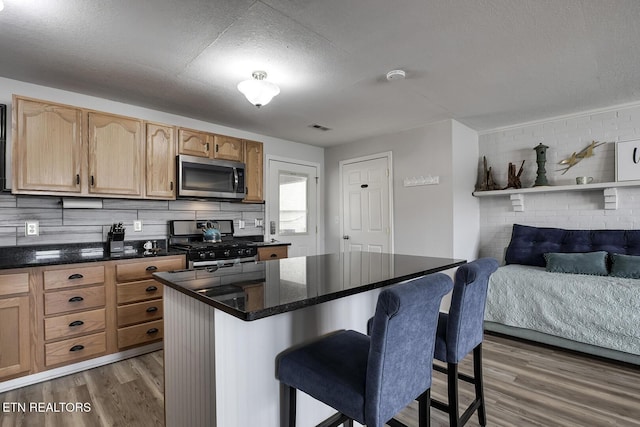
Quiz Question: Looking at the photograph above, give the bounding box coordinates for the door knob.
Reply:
[343,235,350,240]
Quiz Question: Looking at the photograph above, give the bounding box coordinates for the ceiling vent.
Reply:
[309,124,332,132]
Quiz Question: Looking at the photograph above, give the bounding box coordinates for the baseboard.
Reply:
[0,342,163,394]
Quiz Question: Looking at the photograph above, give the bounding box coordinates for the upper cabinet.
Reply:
[12,96,175,200]
[13,98,83,193]
[146,122,176,199]
[177,128,211,158]
[213,135,243,161]
[243,139,263,203]
[88,112,144,197]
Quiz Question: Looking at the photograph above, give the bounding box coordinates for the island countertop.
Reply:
[153,252,465,321]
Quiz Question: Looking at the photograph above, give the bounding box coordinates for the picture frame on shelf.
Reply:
[615,139,640,182]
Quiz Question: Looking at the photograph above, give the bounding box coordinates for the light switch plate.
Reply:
[25,220,39,236]
[133,220,143,232]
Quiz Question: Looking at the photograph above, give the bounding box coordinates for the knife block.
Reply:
[108,231,125,254]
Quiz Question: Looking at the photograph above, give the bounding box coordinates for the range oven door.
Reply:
[177,154,246,199]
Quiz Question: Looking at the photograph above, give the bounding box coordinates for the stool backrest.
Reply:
[365,273,453,426]
[446,258,499,362]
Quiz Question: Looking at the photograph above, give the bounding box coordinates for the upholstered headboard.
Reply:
[504,224,640,267]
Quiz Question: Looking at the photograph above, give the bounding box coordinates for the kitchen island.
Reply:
[154,252,465,427]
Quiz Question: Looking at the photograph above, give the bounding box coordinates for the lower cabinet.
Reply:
[42,265,107,368]
[257,245,288,261]
[115,256,183,350]
[0,254,185,382]
[0,271,31,380]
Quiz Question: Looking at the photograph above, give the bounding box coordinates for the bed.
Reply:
[484,224,640,365]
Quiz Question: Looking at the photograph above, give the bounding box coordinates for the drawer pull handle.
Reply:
[68,273,84,280]
[145,285,158,292]
[69,345,85,352]
[146,327,159,335]
[145,266,158,272]
[69,320,84,327]
[68,296,84,302]
[270,253,277,258]
[146,306,158,313]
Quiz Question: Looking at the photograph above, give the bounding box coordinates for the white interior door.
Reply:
[268,159,318,257]
[341,153,392,254]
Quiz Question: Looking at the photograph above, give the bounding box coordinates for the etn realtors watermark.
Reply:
[2,402,92,413]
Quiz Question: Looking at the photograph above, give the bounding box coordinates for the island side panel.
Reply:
[213,289,382,427]
[164,286,216,427]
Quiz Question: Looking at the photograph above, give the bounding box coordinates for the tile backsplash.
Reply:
[0,193,265,247]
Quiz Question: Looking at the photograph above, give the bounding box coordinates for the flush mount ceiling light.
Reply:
[237,71,280,108]
[0,0,4,12]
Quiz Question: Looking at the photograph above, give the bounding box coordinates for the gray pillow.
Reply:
[543,251,608,276]
[610,253,640,279]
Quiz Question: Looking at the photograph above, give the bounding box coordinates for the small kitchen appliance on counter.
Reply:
[169,219,258,268]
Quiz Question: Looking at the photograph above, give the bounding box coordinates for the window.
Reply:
[279,173,308,235]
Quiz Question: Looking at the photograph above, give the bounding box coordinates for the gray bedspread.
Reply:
[485,265,640,356]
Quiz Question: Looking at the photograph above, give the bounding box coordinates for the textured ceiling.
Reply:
[1,0,640,147]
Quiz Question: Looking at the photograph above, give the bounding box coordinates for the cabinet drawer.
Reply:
[0,273,29,297]
[257,246,288,261]
[45,331,106,367]
[117,299,163,327]
[44,308,106,341]
[117,280,163,304]
[116,257,184,282]
[44,265,104,291]
[118,320,163,349]
[44,285,105,316]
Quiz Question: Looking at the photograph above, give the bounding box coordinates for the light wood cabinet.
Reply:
[178,127,212,157]
[257,245,288,261]
[13,95,149,199]
[243,139,264,202]
[146,122,176,199]
[0,272,31,380]
[115,256,184,349]
[88,112,144,196]
[42,263,107,368]
[12,97,83,193]
[214,135,243,161]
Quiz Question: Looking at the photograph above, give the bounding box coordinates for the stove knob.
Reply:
[224,250,231,257]
[237,249,245,256]
[199,252,207,259]
[208,252,216,259]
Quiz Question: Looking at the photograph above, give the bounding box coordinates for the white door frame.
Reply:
[339,151,394,253]
[265,155,322,256]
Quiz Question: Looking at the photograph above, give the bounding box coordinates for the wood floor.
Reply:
[1,334,639,426]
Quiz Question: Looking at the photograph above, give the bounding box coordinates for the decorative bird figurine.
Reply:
[558,140,607,174]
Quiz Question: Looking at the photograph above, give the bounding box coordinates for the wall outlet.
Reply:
[255,218,264,227]
[25,220,39,236]
[238,219,245,229]
[133,220,143,232]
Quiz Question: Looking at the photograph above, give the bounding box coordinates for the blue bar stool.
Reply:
[276,273,453,427]
[431,258,499,427]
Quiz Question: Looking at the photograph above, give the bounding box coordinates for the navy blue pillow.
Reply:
[610,253,640,279]
[544,251,608,276]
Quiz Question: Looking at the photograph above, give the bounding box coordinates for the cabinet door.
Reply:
[213,135,243,161]
[13,97,83,193]
[146,122,176,199]
[88,112,144,196]
[178,128,212,157]
[0,296,31,379]
[243,139,263,202]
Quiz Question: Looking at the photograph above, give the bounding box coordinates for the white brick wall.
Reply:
[478,103,640,262]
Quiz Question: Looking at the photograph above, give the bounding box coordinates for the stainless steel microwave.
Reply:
[177,154,246,200]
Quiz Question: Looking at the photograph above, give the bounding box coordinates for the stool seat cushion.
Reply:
[278,330,370,423]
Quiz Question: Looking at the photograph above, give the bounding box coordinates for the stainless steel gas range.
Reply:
[169,219,258,268]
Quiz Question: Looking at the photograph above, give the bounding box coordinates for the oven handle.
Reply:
[233,168,239,192]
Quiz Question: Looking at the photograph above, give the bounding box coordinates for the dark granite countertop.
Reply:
[248,241,291,247]
[153,252,465,321]
[0,240,185,269]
